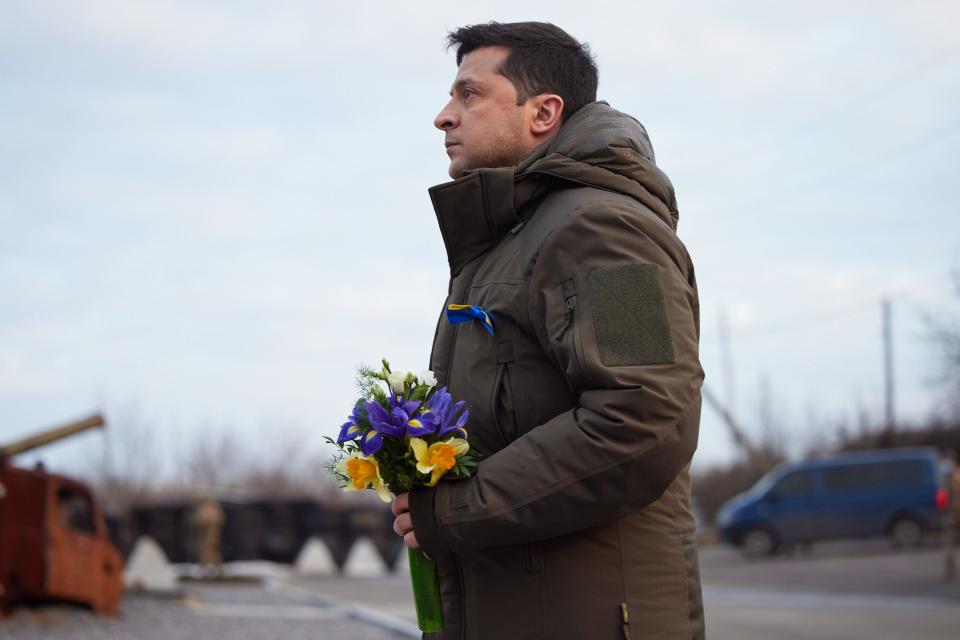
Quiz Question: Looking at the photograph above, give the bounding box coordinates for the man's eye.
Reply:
[463,88,477,99]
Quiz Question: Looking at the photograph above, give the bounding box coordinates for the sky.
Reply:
[1,0,958,481]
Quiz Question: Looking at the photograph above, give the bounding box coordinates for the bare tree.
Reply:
[927,271,960,419]
[83,404,163,515]
[173,422,345,502]
[84,407,378,514]
[241,423,331,499]
[178,426,248,495]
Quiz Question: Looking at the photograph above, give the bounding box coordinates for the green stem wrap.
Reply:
[408,547,444,633]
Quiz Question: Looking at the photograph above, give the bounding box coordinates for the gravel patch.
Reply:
[1,583,408,640]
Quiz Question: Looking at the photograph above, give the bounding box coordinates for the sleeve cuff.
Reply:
[409,484,449,557]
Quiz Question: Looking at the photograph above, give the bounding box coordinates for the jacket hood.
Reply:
[518,101,679,229]
[429,101,679,276]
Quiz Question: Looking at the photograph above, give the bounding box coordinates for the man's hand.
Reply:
[391,492,420,549]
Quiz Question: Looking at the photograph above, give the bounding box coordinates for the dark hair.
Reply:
[447,21,598,121]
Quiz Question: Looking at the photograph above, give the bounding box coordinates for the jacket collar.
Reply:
[429,167,522,277]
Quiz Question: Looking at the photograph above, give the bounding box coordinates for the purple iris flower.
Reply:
[337,404,365,444]
[424,387,469,439]
[361,395,435,455]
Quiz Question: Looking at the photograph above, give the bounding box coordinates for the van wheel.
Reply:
[740,527,777,558]
[889,518,922,549]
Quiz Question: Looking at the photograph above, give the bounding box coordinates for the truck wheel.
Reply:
[889,517,922,549]
[740,527,777,558]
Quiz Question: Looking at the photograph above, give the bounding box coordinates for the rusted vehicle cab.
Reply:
[0,464,123,614]
[0,415,123,616]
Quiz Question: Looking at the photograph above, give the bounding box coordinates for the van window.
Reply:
[768,471,813,500]
[823,460,927,491]
[57,487,97,534]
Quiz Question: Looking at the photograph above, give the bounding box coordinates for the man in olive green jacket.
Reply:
[391,22,704,640]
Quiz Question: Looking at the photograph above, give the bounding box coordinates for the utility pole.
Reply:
[882,298,895,430]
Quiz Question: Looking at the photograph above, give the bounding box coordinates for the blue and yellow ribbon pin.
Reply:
[446,304,496,336]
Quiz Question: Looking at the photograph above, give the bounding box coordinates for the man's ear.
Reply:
[530,94,564,137]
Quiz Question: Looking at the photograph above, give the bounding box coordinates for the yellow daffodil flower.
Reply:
[409,437,469,487]
[337,452,391,502]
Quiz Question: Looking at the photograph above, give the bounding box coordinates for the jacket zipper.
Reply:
[559,296,576,336]
[558,279,589,389]
[491,362,537,575]
[490,336,537,577]
[523,542,539,574]
[489,363,511,448]
[446,307,466,640]
[455,555,467,640]
[617,522,631,639]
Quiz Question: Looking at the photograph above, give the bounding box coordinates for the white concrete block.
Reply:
[342,537,386,577]
[124,536,178,591]
[294,537,337,576]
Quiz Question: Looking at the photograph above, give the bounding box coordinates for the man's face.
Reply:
[434,46,533,179]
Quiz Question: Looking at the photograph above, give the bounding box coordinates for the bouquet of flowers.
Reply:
[326,359,477,633]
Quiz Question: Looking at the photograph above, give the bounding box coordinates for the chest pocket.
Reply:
[491,331,519,447]
[467,281,578,449]
[467,282,526,450]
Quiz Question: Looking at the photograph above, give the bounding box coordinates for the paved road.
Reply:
[696,540,959,639]
[700,538,960,599]
[4,540,957,639]
[288,539,960,639]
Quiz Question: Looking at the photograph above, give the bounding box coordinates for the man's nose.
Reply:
[434,101,458,131]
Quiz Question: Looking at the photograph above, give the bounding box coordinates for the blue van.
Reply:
[716,447,949,556]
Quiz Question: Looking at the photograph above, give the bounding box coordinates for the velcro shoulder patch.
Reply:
[588,263,676,366]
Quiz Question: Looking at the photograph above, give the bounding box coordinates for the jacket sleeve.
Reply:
[410,198,703,555]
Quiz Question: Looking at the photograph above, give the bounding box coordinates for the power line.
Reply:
[794,44,960,135]
[718,277,954,340]
[724,119,960,214]
[728,298,877,340]
[678,43,960,186]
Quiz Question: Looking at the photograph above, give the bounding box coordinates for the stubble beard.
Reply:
[450,112,528,179]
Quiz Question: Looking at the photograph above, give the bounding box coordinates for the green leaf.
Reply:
[411,385,428,402]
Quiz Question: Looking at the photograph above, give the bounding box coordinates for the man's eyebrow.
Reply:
[449,77,482,96]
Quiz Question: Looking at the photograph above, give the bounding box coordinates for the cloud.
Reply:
[1,0,957,468]
[3,1,320,70]
[0,353,66,394]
